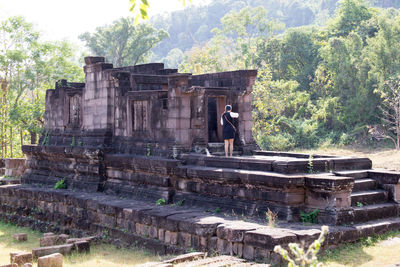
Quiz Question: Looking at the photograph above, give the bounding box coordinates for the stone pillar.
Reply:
[82,57,114,131]
[167,74,192,152]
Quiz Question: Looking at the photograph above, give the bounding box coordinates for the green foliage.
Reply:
[156,198,166,205]
[79,17,169,67]
[356,202,363,207]
[54,178,67,190]
[214,207,221,213]
[274,225,329,267]
[300,209,319,224]
[0,16,83,158]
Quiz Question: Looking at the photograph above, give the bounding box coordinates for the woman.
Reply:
[221,105,239,157]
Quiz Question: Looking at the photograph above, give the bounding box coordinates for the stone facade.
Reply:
[40,56,257,156]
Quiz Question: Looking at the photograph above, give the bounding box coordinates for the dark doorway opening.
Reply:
[208,97,219,142]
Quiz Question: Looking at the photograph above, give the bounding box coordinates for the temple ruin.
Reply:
[1,56,400,262]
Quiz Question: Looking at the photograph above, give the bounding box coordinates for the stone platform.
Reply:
[21,146,400,225]
[1,184,400,264]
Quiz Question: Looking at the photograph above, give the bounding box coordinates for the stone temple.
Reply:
[1,56,400,262]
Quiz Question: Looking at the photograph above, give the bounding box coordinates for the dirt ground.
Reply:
[295,147,400,171]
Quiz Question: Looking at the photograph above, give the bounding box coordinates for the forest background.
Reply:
[1,0,400,158]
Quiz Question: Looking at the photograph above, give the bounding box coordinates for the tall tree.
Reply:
[79,17,168,67]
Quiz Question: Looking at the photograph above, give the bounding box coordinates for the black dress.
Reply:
[222,112,236,140]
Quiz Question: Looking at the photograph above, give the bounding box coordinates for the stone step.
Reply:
[353,178,376,192]
[182,154,273,172]
[351,189,388,206]
[352,203,399,224]
[180,165,304,187]
[210,151,242,157]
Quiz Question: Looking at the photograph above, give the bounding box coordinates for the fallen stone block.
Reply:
[74,241,90,253]
[0,264,17,267]
[163,252,206,264]
[42,233,55,237]
[37,253,63,267]
[40,234,70,247]
[32,244,74,258]
[10,252,33,266]
[66,236,96,244]
[12,234,27,242]
[22,264,32,267]
[136,263,173,267]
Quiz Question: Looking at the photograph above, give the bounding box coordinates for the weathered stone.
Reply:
[243,245,254,260]
[42,233,55,237]
[12,233,27,242]
[22,264,32,267]
[0,264,17,267]
[177,232,191,247]
[10,252,33,266]
[164,231,178,245]
[66,236,96,244]
[37,253,63,267]
[163,252,206,264]
[244,228,297,250]
[32,244,74,258]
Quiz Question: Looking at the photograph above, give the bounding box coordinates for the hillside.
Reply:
[150,0,400,66]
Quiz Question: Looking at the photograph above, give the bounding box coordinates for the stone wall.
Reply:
[1,184,399,263]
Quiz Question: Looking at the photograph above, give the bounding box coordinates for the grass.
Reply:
[0,221,161,266]
[321,230,400,267]
[295,146,400,171]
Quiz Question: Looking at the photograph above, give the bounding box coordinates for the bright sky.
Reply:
[0,0,190,42]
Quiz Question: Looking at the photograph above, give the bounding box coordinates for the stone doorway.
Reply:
[207,96,225,143]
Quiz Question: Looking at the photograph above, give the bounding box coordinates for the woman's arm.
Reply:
[220,116,224,125]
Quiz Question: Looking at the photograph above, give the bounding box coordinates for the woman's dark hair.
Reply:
[225,105,232,112]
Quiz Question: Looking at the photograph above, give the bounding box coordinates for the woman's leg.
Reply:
[228,139,234,157]
[224,139,229,157]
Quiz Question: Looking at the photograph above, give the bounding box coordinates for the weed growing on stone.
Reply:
[146,143,151,156]
[356,202,363,207]
[300,209,319,224]
[266,208,278,228]
[214,207,221,213]
[274,225,329,267]
[54,178,67,189]
[175,199,185,206]
[156,198,166,205]
[71,136,75,146]
[308,155,314,174]
[41,129,50,146]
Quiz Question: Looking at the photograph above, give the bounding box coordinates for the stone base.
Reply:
[1,185,400,262]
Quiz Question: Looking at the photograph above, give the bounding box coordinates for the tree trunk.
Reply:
[30,131,37,144]
[10,127,12,158]
[20,130,23,147]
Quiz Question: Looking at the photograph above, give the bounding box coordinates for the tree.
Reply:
[328,0,373,37]
[370,76,400,150]
[0,16,84,157]
[79,17,168,67]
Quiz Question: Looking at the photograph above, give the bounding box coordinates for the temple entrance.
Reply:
[207,96,225,142]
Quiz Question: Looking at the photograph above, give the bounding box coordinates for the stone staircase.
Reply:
[351,176,399,223]
[181,154,400,225]
[336,170,400,224]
